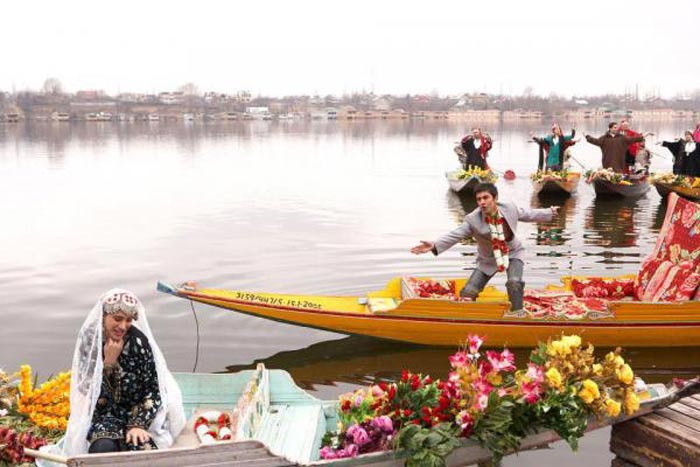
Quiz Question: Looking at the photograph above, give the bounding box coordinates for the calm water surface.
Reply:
[1,119,698,466]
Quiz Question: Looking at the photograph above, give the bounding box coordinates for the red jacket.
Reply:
[622,129,642,156]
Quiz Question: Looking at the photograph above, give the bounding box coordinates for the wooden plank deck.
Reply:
[610,393,700,467]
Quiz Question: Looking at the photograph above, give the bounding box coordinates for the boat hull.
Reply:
[160,279,700,348]
[445,171,491,194]
[653,182,700,201]
[532,173,580,196]
[593,178,650,197]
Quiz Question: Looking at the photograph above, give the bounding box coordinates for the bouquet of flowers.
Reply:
[320,334,640,466]
[530,170,570,182]
[584,168,630,185]
[451,167,498,183]
[650,172,700,188]
[1,365,69,464]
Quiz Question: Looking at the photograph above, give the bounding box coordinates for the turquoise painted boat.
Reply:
[45,366,699,467]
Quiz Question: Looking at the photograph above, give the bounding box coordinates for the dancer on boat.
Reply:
[456,127,492,170]
[657,131,700,176]
[530,123,575,171]
[53,289,185,457]
[585,122,645,173]
[410,182,558,311]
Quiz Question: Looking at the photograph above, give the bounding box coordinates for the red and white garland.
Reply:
[485,211,509,272]
[194,410,233,445]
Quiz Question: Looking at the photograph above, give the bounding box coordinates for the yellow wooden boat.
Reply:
[157,276,700,348]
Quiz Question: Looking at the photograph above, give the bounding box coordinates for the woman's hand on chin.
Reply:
[103,338,124,367]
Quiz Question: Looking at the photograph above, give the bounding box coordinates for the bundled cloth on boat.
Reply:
[515,289,614,320]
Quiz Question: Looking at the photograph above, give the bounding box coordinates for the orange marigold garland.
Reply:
[16,365,70,431]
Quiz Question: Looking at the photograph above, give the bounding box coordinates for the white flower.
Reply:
[0,409,8,417]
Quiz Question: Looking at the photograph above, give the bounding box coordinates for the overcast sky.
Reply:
[2,0,695,98]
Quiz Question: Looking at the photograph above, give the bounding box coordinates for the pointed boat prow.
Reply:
[156,281,180,296]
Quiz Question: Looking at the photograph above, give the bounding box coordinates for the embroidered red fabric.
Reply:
[570,278,634,299]
[634,193,700,301]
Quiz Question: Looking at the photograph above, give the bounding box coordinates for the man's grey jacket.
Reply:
[433,202,554,275]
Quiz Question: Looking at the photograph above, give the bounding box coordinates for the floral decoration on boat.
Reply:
[1,365,69,464]
[584,168,633,185]
[449,167,498,183]
[530,170,571,182]
[650,172,700,188]
[320,335,640,465]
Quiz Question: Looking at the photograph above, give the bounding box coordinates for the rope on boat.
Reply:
[190,300,200,372]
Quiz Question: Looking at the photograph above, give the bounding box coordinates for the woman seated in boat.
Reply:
[657,131,700,176]
[530,124,575,172]
[58,289,185,457]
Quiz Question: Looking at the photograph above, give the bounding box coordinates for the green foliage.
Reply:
[471,394,523,463]
[533,389,588,450]
[395,423,462,467]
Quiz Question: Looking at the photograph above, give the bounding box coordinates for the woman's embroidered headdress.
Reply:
[101,291,140,319]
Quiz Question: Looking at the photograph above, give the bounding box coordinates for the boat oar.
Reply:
[24,447,68,464]
[568,155,589,172]
[0,444,68,465]
[648,148,673,162]
[490,167,516,180]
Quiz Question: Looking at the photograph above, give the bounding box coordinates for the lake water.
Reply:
[1,119,698,465]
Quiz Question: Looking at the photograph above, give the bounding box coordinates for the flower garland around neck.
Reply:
[485,209,509,272]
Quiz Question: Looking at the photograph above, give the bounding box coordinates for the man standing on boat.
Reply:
[410,183,558,312]
[585,122,645,173]
[456,127,492,170]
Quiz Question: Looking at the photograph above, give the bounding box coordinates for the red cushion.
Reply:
[571,278,634,299]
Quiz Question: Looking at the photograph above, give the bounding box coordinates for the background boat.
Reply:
[532,172,581,196]
[653,181,700,201]
[592,178,650,197]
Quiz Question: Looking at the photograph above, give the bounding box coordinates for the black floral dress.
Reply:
[88,326,161,451]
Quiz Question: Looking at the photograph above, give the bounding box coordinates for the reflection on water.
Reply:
[531,194,577,247]
[1,120,696,384]
[584,197,647,249]
[226,336,700,393]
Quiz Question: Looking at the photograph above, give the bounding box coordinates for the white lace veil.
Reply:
[42,288,186,460]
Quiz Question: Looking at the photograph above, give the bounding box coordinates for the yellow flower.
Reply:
[604,398,621,417]
[546,368,563,389]
[578,379,600,404]
[561,335,582,350]
[616,364,634,385]
[487,372,503,386]
[624,391,640,414]
[591,364,603,376]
